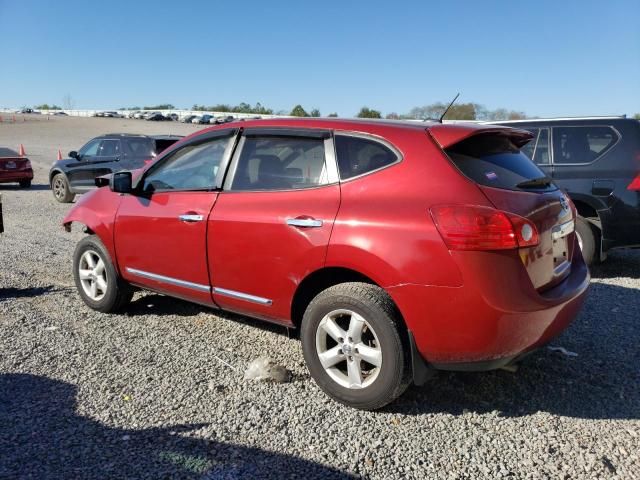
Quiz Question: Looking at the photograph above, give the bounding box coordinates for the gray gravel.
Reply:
[1,116,639,479]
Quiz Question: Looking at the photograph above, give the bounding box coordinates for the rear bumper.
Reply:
[388,250,590,368]
[0,169,33,182]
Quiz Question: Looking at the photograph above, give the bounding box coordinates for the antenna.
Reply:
[438,93,460,123]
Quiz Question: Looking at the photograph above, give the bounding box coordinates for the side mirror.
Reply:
[69,151,79,160]
[110,171,133,194]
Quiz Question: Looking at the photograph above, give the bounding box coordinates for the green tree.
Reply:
[143,104,175,110]
[633,113,640,120]
[385,112,400,119]
[309,108,321,117]
[356,107,382,119]
[290,105,309,117]
[35,103,61,110]
[327,112,338,117]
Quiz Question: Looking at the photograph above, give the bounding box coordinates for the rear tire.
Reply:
[301,282,410,410]
[575,216,598,266]
[19,180,31,188]
[73,235,133,313]
[51,173,75,203]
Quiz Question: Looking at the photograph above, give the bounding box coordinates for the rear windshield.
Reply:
[446,133,556,192]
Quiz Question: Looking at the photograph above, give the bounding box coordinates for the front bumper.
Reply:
[388,250,590,369]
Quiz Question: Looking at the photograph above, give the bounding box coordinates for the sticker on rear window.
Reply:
[485,171,498,181]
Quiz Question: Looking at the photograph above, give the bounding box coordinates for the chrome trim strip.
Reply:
[125,267,211,292]
[212,287,272,305]
[286,218,323,228]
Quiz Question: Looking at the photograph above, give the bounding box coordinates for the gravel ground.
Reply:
[1,116,639,479]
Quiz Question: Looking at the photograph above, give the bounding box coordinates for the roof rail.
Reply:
[486,115,627,123]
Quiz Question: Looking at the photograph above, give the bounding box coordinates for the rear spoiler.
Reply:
[428,123,533,149]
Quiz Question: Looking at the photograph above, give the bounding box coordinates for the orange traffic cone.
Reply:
[57,149,62,160]
[18,144,26,156]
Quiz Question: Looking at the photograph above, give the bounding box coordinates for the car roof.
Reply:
[190,117,532,149]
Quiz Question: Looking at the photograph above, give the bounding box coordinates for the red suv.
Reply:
[63,119,589,410]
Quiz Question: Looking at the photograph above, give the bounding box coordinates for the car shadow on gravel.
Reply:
[127,293,292,337]
[0,285,64,300]
[0,373,354,479]
[387,281,639,420]
[0,183,51,191]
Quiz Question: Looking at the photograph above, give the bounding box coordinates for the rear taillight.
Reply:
[430,204,539,251]
[628,174,640,191]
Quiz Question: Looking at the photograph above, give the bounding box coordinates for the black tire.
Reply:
[73,235,133,313]
[575,216,598,266]
[301,282,410,410]
[51,173,75,203]
[19,180,31,188]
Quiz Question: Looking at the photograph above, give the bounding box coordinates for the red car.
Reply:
[0,147,33,188]
[63,118,589,409]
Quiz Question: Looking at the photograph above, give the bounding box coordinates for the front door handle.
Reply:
[179,214,204,223]
[286,218,323,228]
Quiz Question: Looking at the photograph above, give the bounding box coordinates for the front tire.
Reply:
[73,235,133,313]
[51,173,75,203]
[301,282,410,410]
[575,216,598,265]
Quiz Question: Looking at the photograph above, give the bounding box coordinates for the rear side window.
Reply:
[553,126,618,164]
[446,133,556,192]
[124,138,155,157]
[335,135,399,179]
[520,128,550,165]
[231,136,327,191]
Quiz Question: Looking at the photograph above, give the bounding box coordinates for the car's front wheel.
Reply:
[51,173,75,203]
[73,235,133,313]
[301,282,410,410]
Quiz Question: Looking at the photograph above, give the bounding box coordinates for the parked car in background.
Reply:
[146,113,170,121]
[128,111,141,119]
[165,113,179,121]
[49,134,182,203]
[53,111,68,116]
[133,111,146,119]
[102,112,123,118]
[492,116,640,264]
[191,116,202,124]
[0,147,33,188]
[62,118,589,410]
[198,114,214,124]
[143,111,160,120]
[181,115,197,123]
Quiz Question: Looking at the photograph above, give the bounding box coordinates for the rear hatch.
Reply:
[435,127,576,291]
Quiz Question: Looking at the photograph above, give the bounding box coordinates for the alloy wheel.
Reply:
[315,309,382,389]
[53,177,65,200]
[78,250,108,301]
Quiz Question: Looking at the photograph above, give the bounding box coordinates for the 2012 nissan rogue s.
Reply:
[63,118,589,410]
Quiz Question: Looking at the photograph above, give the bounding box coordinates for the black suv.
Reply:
[493,117,640,264]
[49,134,182,203]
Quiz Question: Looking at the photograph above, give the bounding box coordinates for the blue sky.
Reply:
[0,0,638,117]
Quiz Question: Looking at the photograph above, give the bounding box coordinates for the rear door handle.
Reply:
[286,218,323,228]
[179,214,204,223]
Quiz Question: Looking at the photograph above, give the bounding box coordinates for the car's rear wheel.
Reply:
[52,173,75,203]
[19,180,31,188]
[575,216,598,265]
[301,282,410,410]
[73,235,133,313]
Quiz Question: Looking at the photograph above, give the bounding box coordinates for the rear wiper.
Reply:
[516,176,553,189]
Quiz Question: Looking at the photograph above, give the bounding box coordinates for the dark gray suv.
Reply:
[493,116,640,264]
[49,134,182,203]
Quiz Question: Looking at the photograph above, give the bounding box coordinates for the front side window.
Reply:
[79,139,101,157]
[552,126,618,164]
[124,138,155,157]
[142,136,230,192]
[231,136,327,191]
[334,135,399,179]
